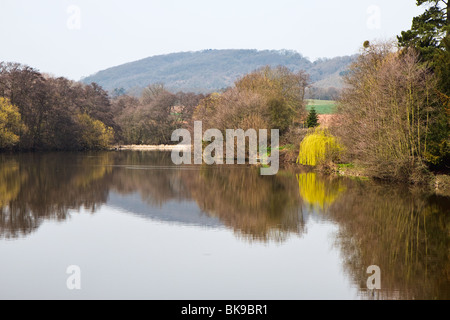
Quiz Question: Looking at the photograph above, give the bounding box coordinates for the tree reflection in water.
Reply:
[296,172,346,213]
[0,153,112,239]
[0,152,448,299]
[295,171,449,299]
[328,181,450,300]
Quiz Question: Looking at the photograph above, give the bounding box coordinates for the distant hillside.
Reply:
[82,49,356,94]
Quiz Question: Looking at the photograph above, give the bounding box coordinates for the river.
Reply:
[0,151,448,300]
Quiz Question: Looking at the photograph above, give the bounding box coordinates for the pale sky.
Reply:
[0,0,422,81]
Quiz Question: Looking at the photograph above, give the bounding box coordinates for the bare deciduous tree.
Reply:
[337,42,438,182]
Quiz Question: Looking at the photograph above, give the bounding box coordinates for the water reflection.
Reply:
[297,173,346,212]
[186,167,305,242]
[0,152,306,242]
[0,153,112,238]
[329,181,450,300]
[0,152,448,299]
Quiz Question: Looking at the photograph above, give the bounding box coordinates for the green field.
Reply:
[306,99,337,114]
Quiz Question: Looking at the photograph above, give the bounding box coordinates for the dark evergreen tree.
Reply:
[398,0,449,60]
[306,108,319,128]
[398,0,449,170]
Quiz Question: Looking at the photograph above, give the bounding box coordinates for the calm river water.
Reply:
[0,152,448,300]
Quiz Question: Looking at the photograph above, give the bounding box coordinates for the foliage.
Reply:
[337,42,443,180]
[297,127,343,166]
[396,1,450,170]
[236,66,309,131]
[268,97,295,133]
[0,97,26,149]
[305,107,319,128]
[424,36,450,167]
[77,113,114,150]
[398,0,449,60]
[194,66,309,136]
[114,86,204,145]
[0,62,118,151]
[434,35,450,94]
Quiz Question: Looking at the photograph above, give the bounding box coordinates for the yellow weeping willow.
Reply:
[297,128,343,166]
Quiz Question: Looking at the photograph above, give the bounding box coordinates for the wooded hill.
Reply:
[81,49,356,94]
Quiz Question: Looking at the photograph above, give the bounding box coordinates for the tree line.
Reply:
[298,0,449,182]
[0,63,116,151]
[0,62,309,151]
[1,0,448,184]
[0,63,207,151]
[340,0,449,179]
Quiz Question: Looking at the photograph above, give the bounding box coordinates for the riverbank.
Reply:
[278,148,450,196]
[110,145,191,151]
[110,145,450,196]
